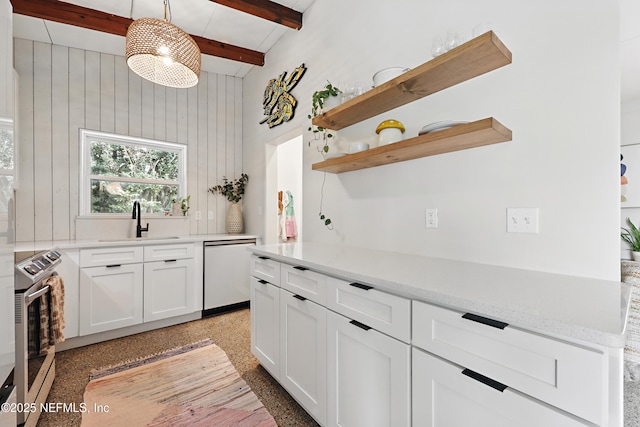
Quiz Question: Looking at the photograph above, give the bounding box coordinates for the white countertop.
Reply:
[14,234,260,252]
[250,242,631,348]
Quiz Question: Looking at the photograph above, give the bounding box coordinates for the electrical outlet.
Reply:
[195,211,201,220]
[425,208,438,228]
[506,208,539,233]
[208,211,213,220]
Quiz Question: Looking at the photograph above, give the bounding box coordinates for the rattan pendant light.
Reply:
[126,0,201,88]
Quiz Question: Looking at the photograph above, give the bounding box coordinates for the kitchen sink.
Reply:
[98,236,181,242]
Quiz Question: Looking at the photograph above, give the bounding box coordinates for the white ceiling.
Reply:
[12,0,315,77]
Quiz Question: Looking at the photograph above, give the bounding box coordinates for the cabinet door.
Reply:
[57,249,80,338]
[144,259,195,322]
[250,277,280,378]
[412,348,592,427]
[79,264,143,335]
[280,289,327,425]
[326,311,410,427]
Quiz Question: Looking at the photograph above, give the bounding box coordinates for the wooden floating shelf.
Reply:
[311,118,512,174]
[312,31,512,131]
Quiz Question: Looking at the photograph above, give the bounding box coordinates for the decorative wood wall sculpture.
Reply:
[260,63,306,128]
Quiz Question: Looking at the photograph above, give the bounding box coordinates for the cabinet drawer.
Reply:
[250,255,281,285]
[412,301,605,425]
[281,264,327,305]
[143,243,194,262]
[326,277,410,343]
[80,246,143,268]
[412,348,592,427]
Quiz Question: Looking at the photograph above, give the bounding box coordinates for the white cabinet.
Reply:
[279,289,327,425]
[79,243,195,336]
[250,276,280,378]
[326,310,410,427]
[412,347,591,427]
[79,263,144,335]
[57,249,80,338]
[412,300,605,425]
[144,258,194,322]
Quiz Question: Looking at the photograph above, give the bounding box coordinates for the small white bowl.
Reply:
[349,142,370,153]
[372,67,410,87]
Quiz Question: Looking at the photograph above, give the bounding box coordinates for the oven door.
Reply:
[15,280,56,425]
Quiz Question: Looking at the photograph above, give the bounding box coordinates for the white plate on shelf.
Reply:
[419,120,469,135]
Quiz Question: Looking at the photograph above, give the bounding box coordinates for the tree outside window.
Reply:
[80,130,187,215]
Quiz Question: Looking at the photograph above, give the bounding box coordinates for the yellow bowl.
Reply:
[376,119,405,134]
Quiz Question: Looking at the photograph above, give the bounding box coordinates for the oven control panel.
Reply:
[15,249,62,291]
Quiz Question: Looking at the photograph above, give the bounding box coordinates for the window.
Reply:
[80,130,187,215]
[0,118,14,216]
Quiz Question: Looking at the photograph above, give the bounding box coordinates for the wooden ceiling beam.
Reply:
[209,0,302,30]
[10,0,265,66]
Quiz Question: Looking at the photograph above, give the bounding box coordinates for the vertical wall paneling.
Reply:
[99,53,115,133]
[206,73,218,233]
[154,84,166,141]
[114,57,129,136]
[141,78,155,139]
[13,40,243,241]
[14,39,35,241]
[68,47,85,239]
[187,85,198,234]
[33,42,53,240]
[51,45,70,240]
[197,77,208,234]
[216,74,227,233]
[234,77,243,176]
[128,73,142,137]
[165,87,177,143]
[84,51,100,131]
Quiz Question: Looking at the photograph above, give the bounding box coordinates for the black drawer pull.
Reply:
[349,282,373,291]
[106,264,121,268]
[165,259,177,263]
[462,313,508,330]
[349,319,371,331]
[293,294,307,301]
[258,256,270,260]
[258,279,268,284]
[293,266,309,271]
[462,368,508,392]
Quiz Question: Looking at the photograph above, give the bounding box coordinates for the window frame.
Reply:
[79,129,187,216]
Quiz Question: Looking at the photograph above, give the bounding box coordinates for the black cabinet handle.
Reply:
[462,368,508,392]
[258,256,270,260]
[349,282,373,291]
[462,313,508,330]
[293,294,307,301]
[293,266,309,271]
[106,264,121,268]
[258,279,268,284]
[165,259,177,263]
[349,319,371,331]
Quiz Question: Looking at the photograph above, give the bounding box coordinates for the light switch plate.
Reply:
[425,208,438,228]
[507,208,538,233]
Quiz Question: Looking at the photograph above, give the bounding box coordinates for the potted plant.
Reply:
[308,82,340,230]
[209,174,248,233]
[621,217,640,261]
[180,195,190,216]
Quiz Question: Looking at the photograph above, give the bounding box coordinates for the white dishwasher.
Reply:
[203,238,256,316]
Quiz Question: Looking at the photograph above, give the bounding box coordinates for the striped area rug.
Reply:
[81,339,276,427]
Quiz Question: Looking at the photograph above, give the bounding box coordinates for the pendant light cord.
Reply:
[130,0,172,22]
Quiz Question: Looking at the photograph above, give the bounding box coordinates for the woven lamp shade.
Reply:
[126,17,201,88]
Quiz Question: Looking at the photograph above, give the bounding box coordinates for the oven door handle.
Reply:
[26,285,50,305]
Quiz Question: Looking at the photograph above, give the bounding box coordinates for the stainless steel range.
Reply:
[14,249,62,427]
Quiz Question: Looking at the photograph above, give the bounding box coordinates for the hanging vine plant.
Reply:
[308,81,340,230]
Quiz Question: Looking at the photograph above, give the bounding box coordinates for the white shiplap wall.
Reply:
[13,38,242,242]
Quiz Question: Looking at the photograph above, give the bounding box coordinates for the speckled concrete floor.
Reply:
[37,309,318,427]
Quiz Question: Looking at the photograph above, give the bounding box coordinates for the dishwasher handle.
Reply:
[204,239,256,247]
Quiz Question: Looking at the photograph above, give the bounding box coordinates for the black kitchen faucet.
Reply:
[132,201,149,238]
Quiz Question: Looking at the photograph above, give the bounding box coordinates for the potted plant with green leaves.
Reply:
[180,195,190,216]
[308,81,340,230]
[621,217,640,261]
[208,174,248,233]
